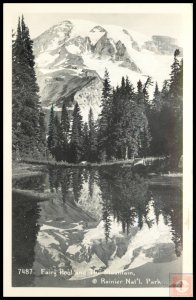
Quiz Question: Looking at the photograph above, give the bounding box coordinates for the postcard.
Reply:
[3,3,193,297]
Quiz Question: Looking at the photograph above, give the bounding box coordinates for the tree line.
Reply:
[12,17,183,168]
[48,51,182,168]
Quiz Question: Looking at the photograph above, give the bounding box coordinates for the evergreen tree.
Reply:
[143,76,153,109]
[88,108,98,162]
[38,109,47,155]
[148,50,183,164]
[111,76,151,159]
[98,69,113,160]
[151,82,162,111]
[169,49,181,108]
[47,105,57,158]
[12,16,45,158]
[70,102,83,162]
[167,50,183,164]
[61,101,70,160]
[136,80,144,104]
[61,101,70,133]
[12,17,23,156]
[82,122,89,161]
[54,115,64,161]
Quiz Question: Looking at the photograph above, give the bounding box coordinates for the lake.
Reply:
[12,165,182,287]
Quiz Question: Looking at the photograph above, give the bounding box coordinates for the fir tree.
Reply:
[61,101,70,133]
[169,49,181,107]
[88,108,98,162]
[54,115,64,161]
[136,80,144,104]
[111,76,151,159]
[143,76,153,109]
[148,50,183,163]
[167,50,183,164]
[152,82,162,111]
[61,101,70,160]
[98,69,113,160]
[12,17,23,155]
[47,105,57,158]
[70,102,83,162]
[38,109,47,155]
[82,122,89,161]
[12,16,45,158]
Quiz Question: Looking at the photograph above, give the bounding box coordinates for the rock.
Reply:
[93,33,116,58]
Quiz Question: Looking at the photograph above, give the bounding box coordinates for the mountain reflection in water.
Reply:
[12,166,182,287]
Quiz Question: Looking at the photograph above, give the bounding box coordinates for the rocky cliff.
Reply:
[33,19,182,121]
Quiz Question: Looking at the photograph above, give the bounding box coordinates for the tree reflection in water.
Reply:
[47,166,182,255]
[98,167,150,238]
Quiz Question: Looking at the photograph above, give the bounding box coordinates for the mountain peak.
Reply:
[33,18,182,121]
[90,25,106,33]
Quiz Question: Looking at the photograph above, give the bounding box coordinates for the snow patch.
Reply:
[66,45,81,55]
[82,217,123,247]
[66,244,82,255]
[37,231,60,248]
[39,67,64,74]
[40,224,66,232]
[54,58,68,67]
[36,53,59,68]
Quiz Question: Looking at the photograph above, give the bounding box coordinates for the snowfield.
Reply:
[33,18,181,119]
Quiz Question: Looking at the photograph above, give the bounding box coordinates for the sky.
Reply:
[12,13,184,45]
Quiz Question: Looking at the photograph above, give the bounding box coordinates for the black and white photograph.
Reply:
[3,3,193,297]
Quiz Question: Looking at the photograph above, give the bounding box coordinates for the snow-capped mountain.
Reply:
[33,19,182,121]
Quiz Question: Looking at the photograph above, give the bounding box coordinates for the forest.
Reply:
[12,17,183,169]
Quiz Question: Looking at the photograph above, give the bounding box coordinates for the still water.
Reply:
[12,166,182,287]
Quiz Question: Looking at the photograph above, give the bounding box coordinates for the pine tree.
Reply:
[12,17,23,156]
[98,69,113,160]
[151,82,162,111]
[143,76,153,109]
[61,101,70,160]
[111,76,150,159]
[148,50,183,163]
[82,122,89,161]
[167,50,183,165]
[38,109,47,155]
[54,115,65,161]
[169,49,181,107]
[12,16,45,158]
[70,102,83,162]
[88,108,98,162]
[136,80,144,104]
[61,101,70,133]
[47,105,57,158]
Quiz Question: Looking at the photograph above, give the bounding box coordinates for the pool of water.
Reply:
[12,165,182,287]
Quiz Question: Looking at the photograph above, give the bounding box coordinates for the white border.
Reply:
[3,3,193,297]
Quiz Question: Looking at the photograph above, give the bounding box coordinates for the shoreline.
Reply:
[12,160,182,189]
[17,156,167,168]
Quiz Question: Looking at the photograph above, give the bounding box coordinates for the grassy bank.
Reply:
[19,157,167,168]
[20,158,134,167]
